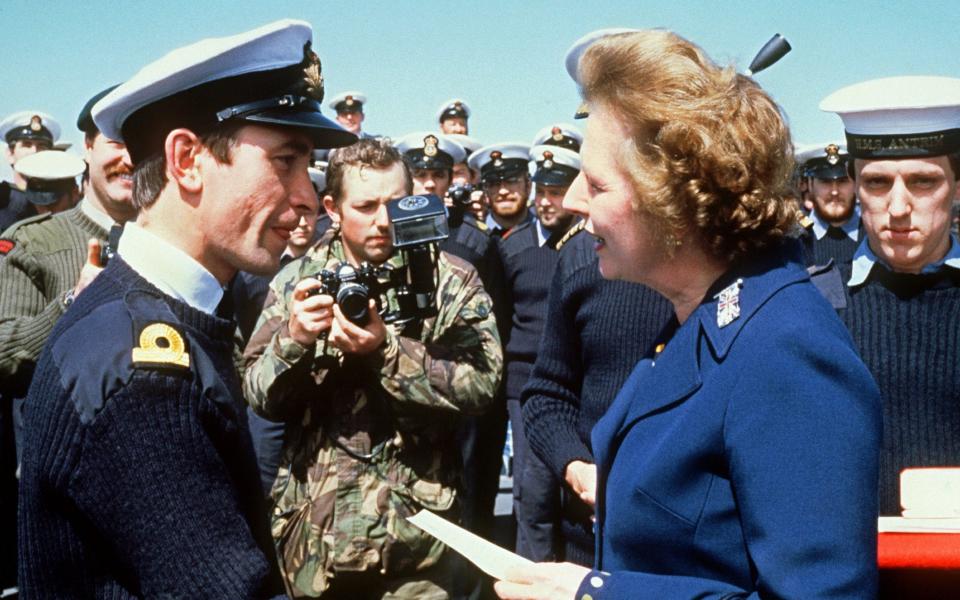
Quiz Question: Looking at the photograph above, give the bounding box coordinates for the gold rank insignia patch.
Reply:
[30,115,42,132]
[551,126,563,142]
[345,95,354,106]
[424,134,439,157]
[132,323,190,368]
[491,150,503,167]
[825,143,840,165]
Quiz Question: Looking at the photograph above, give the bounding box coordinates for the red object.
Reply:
[878,533,960,569]
[0,239,14,254]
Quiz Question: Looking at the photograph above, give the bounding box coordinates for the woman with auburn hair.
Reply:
[495,29,881,600]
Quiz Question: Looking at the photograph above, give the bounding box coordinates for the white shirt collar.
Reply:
[811,204,860,241]
[535,219,551,247]
[848,233,960,287]
[80,198,116,232]
[117,222,224,315]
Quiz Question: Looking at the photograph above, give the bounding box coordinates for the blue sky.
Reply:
[2,0,957,181]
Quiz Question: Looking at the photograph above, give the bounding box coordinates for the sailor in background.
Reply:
[469,143,533,237]
[531,123,582,152]
[327,90,377,139]
[796,142,862,267]
[498,144,581,562]
[0,111,62,231]
[820,76,960,520]
[12,151,85,216]
[437,98,471,135]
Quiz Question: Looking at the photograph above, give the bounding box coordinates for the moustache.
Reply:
[104,164,133,179]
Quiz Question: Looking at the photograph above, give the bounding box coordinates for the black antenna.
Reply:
[745,33,791,76]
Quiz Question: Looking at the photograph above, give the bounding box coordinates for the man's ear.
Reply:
[164,128,203,194]
[323,194,340,224]
[84,136,94,164]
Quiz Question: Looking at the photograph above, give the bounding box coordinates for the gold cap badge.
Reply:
[491,150,503,168]
[551,126,563,142]
[424,134,439,157]
[30,115,42,132]
[542,150,554,169]
[131,323,190,368]
[825,143,840,165]
[301,43,324,102]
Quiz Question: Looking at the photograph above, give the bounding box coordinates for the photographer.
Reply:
[243,138,502,599]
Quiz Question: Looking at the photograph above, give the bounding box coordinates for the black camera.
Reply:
[446,183,474,227]
[99,224,123,266]
[303,194,450,327]
[316,263,383,326]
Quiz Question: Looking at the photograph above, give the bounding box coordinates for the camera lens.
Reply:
[337,282,370,326]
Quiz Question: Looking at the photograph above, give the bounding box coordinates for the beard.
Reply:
[815,197,856,225]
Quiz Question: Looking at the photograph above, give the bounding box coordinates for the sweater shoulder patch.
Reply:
[0,238,14,254]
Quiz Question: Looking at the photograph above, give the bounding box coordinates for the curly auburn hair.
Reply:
[578,30,799,263]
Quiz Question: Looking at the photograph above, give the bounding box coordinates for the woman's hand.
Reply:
[565,460,597,507]
[494,562,591,600]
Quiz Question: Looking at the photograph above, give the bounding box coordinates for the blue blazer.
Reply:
[583,242,881,599]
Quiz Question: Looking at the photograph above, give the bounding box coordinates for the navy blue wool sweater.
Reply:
[841,265,960,515]
[810,226,861,268]
[18,258,283,599]
[520,231,672,561]
[498,222,560,402]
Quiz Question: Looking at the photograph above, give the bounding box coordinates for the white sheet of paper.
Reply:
[407,510,534,580]
[878,517,960,533]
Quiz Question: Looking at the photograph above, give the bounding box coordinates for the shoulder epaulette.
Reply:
[0,211,52,239]
[798,212,814,230]
[555,220,586,250]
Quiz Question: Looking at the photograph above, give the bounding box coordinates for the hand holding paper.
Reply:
[406,510,590,599]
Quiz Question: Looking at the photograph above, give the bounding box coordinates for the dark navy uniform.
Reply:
[497,219,567,560]
[18,258,283,598]
[441,213,509,530]
[580,241,881,599]
[0,182,36,233]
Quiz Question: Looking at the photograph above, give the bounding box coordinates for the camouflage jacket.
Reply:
[242,228,502,597]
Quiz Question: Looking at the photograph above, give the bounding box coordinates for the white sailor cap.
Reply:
[395,132,466,170]
[93,19,356,165]
[0,111,61,146]
[564,28,639,119]
[530,145,581,186]
[308,166,326,192]
[468,143,530,182]
[446,134,482,159]
[14,150,85,206]
[327,91,367,113]
[532,123,583,152]
[436,99,471,123]
[795,142,850,180]
[820,76,960,159]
